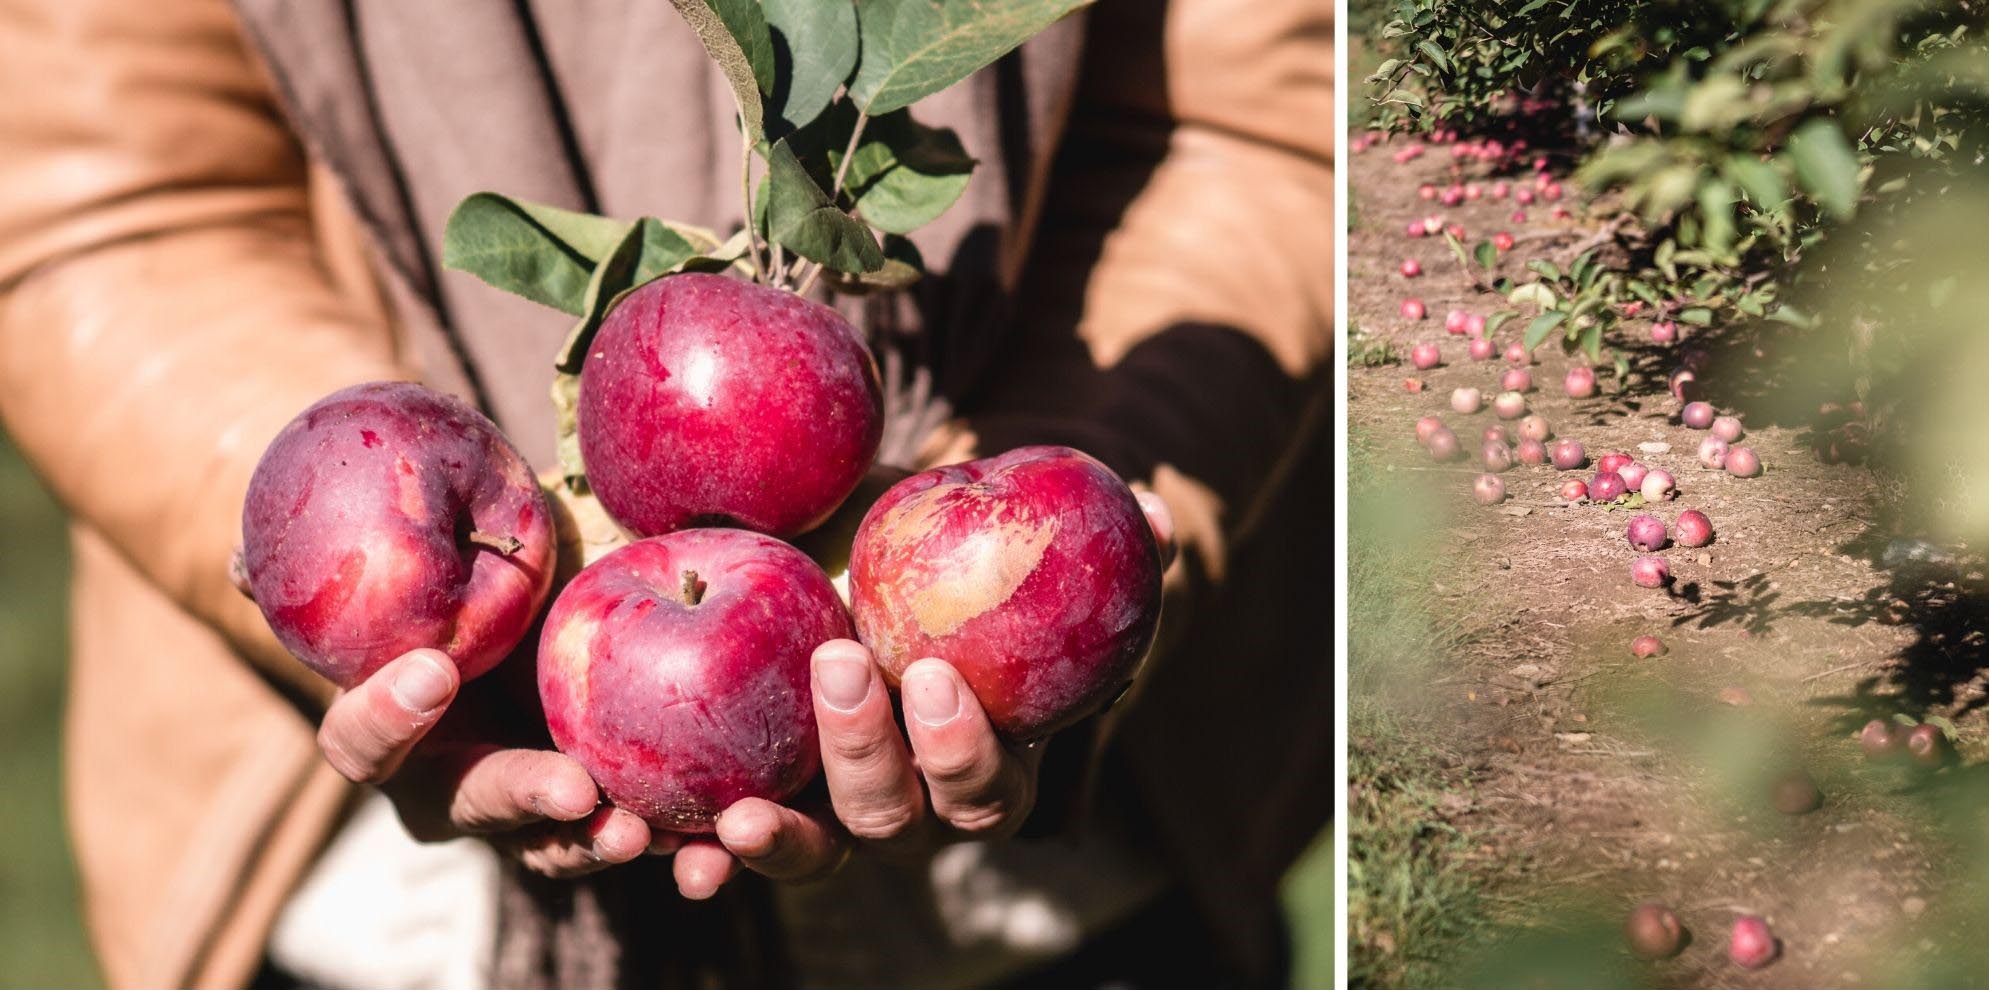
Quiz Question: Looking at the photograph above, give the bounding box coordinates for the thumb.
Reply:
[1135,490,1177,570]
[317,649,460,783]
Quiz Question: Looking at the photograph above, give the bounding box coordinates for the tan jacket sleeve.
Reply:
[0,0,406,703]
[928,0,1333,586]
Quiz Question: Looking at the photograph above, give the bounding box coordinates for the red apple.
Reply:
[241,382,555,687]
[1729,916,1778,969]
[579,273,883,538]
[538,529,850,832]
[849,446,1164,739]
[1565,366,1597,398]
[1625,902,1685,959]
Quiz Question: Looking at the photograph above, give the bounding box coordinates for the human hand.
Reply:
[315,649,666,878]
[664,490,1177,898]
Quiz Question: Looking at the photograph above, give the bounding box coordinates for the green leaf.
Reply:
[839,112,977,234]
[849,0,1093,115]
[764,0,858,131]
[1416,39,1451,74]
[667,0,775,138]
[764,138,884,273]
[1677,307,1714,326]
[1580,324,1602,363]
[1524,311,1567,350]
[1722,156,1787,208]
[1510,282,1557,309]
[1484,310,1518,335]
[1474,240,1498,269]
[1443,230,1471,269]
[442,194,631,315]
[1786,118,1861,220]
[824,234,926,294]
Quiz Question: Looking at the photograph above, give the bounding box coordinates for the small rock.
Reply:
[1903,896,1927,917]
[1696,551,1712,566]
[1639,442,1672,454]
[1509,662,1552,685]
[1719,686,1755,707]
[1500,505,1534,517]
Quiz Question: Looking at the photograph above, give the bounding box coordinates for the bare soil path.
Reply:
[1348,135,1989,989]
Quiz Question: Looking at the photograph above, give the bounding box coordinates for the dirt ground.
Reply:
[1347,138,1989,988]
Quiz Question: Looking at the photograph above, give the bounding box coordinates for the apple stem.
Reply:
[680,570,707,606]
[467,530,525,555]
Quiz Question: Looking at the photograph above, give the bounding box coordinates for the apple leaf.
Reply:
[848,0,1093,115]
[764,0,858,133]
[1509,282,1558,310]
[667,0,774,139]
[763,138,884,274]
[823,234,925,294]
[1787,118,1860,220]
[835,112,976,233]
[1524,311,1566,350]
[442,194,631,315]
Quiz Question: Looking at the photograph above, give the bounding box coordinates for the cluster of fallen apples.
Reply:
[238,272,1164,834]
[1357,121,1945,972]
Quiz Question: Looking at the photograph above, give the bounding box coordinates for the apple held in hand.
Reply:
[538,529,851,832]
[849,446,1165,740]
[579,273,883,538]
[241,382,555,687]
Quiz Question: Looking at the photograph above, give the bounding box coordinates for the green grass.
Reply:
[0,432,97,988]
[1344,429,1490,989]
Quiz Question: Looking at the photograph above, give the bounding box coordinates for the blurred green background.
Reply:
[0,432,97,987]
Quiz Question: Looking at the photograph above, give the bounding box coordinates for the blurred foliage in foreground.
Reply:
[0,433,97,988]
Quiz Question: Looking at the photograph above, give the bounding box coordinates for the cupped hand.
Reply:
[315,649,665,878]
[667,489,1178,898]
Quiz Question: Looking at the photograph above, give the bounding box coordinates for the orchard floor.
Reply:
[1347,140,1989,989]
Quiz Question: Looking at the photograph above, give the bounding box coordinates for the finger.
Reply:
[1135,490,1178,569]
[435,748,601,837]
[900,658,1035,836]
[714,798,850,882]
[507,807,651,879]
[673,841,739,900]
[317,649,459,783]
[811,639,927,843]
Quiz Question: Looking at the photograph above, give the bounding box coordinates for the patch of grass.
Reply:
[1347,321,1397,368]
[1348,707,1482,989]
[1346,429,1489,989]
[0,432,97,988]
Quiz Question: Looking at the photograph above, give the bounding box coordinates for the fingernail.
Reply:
[544,774,598,819]
[816,654,871,712]
[905,662,960,727]
[390,653,453,714]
